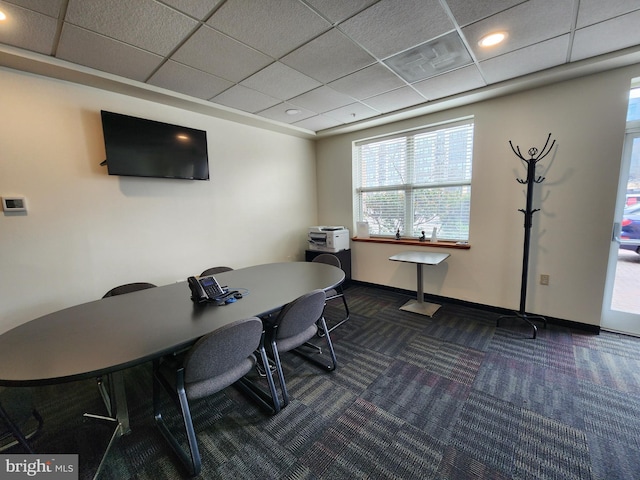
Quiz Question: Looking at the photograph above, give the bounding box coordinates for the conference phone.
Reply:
[188,275,242,305]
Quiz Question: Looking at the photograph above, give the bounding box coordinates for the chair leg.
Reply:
[316,316,338,371]
[0,402,36,454]
[153,361,201,476]
[273,317,338,408]
[318,294,350,336]
[270,338,290,409]
[294,318,338,372]
[235,342,281,414]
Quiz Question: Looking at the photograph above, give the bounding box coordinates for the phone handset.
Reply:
[187,275,225,303]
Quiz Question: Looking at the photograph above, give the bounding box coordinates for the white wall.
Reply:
[0,67,317,333]
[316,64,640,327]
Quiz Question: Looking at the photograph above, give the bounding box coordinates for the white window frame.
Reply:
[353,118,474,241]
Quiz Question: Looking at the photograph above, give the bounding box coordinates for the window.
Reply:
[354,119,473,241]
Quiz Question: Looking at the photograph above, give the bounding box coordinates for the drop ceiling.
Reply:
[1,0,640,136]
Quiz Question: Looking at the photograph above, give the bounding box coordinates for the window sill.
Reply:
[352,237,470,249]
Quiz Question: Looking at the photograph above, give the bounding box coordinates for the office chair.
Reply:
[200,266,233,276]
[0,387,43,453]
[153,317,278,476]
[265,289,337,409]
[99,282,157,415]
[311,254,350,333]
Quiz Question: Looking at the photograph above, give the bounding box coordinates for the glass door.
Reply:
[602,84,640,335]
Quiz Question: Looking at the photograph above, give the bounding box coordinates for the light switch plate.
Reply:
[2,196,27,212]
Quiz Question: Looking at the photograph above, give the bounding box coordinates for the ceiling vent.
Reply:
[384,32,472,83]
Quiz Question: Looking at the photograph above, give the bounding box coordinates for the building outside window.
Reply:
[354,118,474,241]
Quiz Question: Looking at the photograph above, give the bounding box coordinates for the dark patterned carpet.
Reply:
[7,284,640,479]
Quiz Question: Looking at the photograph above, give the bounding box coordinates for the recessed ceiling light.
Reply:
[285,109,300,115]
[478,32,507,48]
[0,11,7,21]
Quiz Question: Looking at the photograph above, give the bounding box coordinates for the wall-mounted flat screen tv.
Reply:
[100,110,209,180]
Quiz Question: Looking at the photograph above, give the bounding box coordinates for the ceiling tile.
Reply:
[289,86,355,113]
[324,102,380,123]
[148,60,233,99]
[257,102,316,124]
[572,9,640,62]
[281,28,375,83]
[207,0,330,58]
[384,32,473,83]
[463,0,574,62]
[0,2,57,54]
[339,0,454,59]
[413,65,486,101]
[293,114,343,131]
[328,63,405,100]
[172,25,273,82]
[2,0,65,17]
[303,0,378,24]
[3,0,640,134]
[212,85,281,113]
[162,0,223,20]
[240,62,321,100]
[576,0,640,28]
[480,35,570,84]
[362,86,426,113]
[65,0,197,56]
[57,25,163,82]
[446,0,526,27]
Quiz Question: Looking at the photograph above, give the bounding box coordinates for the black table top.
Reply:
[0,262,344,386]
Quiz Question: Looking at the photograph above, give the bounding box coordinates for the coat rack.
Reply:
[497,133,555,339]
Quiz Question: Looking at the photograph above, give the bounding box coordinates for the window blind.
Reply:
[355,120,474,240]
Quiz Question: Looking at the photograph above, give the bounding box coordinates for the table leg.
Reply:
[83,370,130,479]
[398,263,443,317]
[416,263,424,303]
[110,371,130,434]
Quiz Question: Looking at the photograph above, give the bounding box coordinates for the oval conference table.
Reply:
[0,262,344,477]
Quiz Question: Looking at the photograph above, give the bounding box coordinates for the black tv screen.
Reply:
[100,110,209,180]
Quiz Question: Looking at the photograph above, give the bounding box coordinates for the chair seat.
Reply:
[325,288,339,298]
[186,356,256,400]
[157,353,257,400]
[273,325,317,353]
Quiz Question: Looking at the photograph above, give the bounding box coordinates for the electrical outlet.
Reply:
[540,274,550,285]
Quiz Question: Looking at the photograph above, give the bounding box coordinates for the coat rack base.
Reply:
[497,312,547,339]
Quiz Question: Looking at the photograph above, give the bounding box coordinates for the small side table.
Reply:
[389,251,450,316]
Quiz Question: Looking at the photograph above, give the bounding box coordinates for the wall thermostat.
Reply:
[2,196,27,212]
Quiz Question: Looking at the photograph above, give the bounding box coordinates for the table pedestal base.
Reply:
[399,299,442,317]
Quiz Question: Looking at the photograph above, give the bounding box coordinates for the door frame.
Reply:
[602,126,640,335]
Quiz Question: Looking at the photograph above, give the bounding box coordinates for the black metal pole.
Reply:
[519,159,536,314]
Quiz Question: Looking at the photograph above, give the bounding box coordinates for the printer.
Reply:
[308,226,350,253]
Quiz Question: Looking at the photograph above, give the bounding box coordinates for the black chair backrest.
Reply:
[311,254,341,269]
[102,282,157,298]
[275,289,326,340]
[200,266,233,277]
[183,317,263,389]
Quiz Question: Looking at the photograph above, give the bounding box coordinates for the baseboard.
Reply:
[349,280,601,334]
